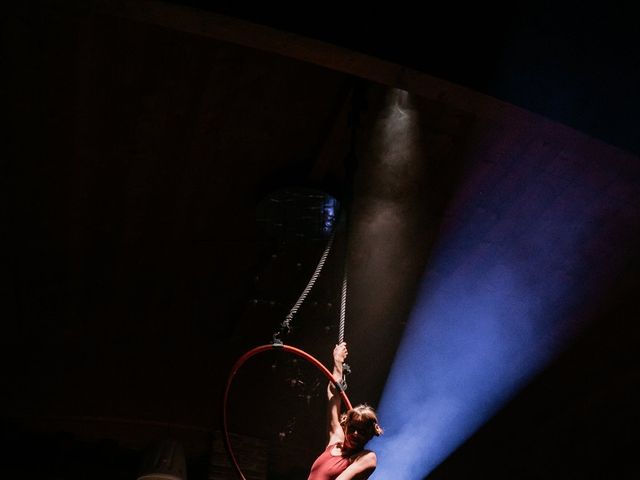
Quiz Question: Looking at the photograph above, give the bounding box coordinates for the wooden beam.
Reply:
[89,0,542,125]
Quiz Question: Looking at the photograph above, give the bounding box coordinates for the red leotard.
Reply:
[307,444,351,480]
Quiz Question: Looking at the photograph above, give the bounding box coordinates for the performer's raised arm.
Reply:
[308,343,383,480]
[327,342,348,445]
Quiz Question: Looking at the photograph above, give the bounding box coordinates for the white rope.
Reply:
[339,270,347,344]
[278,230,336,337]
[273,213,351,389]
[338,253,351,389]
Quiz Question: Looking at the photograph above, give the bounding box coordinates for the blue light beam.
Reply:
[369,137,640,478]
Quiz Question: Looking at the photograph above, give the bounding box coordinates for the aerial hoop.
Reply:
[222,343,353,480]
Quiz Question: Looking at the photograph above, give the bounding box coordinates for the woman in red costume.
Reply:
[308,342,383,480]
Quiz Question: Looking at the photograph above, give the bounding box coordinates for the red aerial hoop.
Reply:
[222,343,353,480]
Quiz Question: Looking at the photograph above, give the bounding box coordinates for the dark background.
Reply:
[191,1,640,156]
[2,1,639,478]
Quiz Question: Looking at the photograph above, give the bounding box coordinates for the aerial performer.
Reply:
[307,342,383,480]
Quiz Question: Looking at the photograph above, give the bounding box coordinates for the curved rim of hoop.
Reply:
[222,344,353,480]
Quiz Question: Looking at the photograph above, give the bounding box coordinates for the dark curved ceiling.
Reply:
[174,1,640,155]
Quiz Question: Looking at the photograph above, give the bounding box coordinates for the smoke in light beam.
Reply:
[368,135,640,479]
